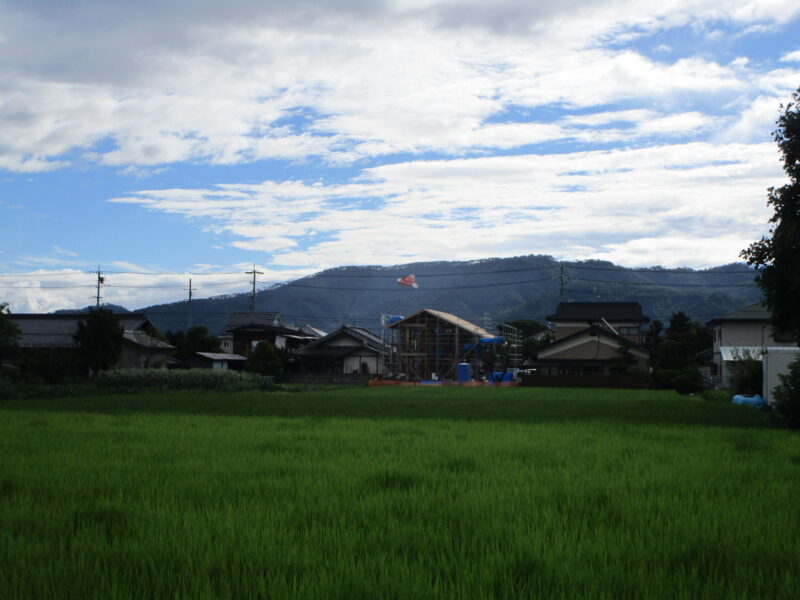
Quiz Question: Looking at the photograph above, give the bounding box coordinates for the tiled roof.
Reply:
[547,302,648,322]
[224,312,282,332]
[537,325,648,358]
[297,325,389,355]
[707,302,769,324]
[122,330,174,350]
[9,312,158,348]
[388,309,492,337]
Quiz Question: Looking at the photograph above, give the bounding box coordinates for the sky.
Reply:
[1,0,799,313]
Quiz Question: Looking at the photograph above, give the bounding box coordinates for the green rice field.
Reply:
[1,386,799,599]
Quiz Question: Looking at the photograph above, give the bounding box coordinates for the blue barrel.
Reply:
[456,362,472,382]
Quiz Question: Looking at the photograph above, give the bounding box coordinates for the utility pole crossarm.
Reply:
[245,265,264,312]
[95,266,104,307]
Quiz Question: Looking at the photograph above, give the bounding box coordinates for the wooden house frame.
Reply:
[388,309,491,381]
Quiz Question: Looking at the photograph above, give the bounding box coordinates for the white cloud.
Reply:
[0,1,797,171]
[52,246,79,257]
[0,265,320,314]
[780,49,800,62]
[106,141,783,273]
[0,0,797,313]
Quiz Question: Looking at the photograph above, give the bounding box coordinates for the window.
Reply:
[619,326,639,335]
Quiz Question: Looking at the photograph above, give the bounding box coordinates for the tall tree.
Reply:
[244,340,283,377]
[74,308,124,375]
[0,303,20,368]
[741,86,800,342]
[166,325,221,360]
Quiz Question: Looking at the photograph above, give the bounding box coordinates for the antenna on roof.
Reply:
[600,317,619,336]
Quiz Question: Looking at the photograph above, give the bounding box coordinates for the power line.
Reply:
[0,263,757,279]
[0,273,760,293]
[569,277,756,288]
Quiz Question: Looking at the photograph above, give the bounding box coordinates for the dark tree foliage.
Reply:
[653,312,708,392]
[244,340,283,377]
[608,340,637,375]
[742,86,800,343]
[773,358,800,429]
[166,326,221,360]
[503,319,551,361]
[521,331,554,361]
[480,343,511,382]
[73,308,124,375]
[741,86,800,428]
[0,303,20,368]
[658,312,709,369]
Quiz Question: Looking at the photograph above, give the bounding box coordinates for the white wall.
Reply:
[763,348,800,405]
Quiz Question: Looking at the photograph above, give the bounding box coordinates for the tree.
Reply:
[741,86,800,343]
[608,340,637,375]
[480,342,511,382]
[773,358,800,429]
[244,340,283,377]
[503,319,552,362]
[653,312,707,392]
[741,86,800,427]
[166,325,221,360]
[74,308,124,375]
[0,303,20,368]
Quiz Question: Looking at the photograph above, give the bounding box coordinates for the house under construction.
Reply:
[387,308,523,381]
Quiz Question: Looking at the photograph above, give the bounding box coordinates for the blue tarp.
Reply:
[387,315,404,324]
[489,371,514,382]
[731,394,766,409]
[479,337,505,344]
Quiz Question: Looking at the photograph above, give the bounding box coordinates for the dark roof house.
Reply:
[224,312,284,331]
[547,302,648,323]
[532,302,650,377]
[8,312,174,370]
[294,325,391,375]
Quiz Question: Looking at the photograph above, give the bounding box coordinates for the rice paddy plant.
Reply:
[1,387,798,599]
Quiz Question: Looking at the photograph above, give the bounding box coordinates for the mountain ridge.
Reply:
[130,255,761,335]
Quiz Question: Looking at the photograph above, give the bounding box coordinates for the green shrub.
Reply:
[244,341,284,377]
[651,369,679,390]
[728,356,763,396]
[772,356,800,429]
[653,367,704,394]
[96,369,275,392]
[671,368,704,394]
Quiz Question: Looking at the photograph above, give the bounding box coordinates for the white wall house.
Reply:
[708,303,798,398]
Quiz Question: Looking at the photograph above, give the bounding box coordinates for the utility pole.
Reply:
[246,265,263,312]
[559,265,566,299]
[185,278,198,330]
[95,266,105,308]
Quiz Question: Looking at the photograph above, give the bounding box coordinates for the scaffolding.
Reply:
[498,323,524,368]
[388,309,492,381]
